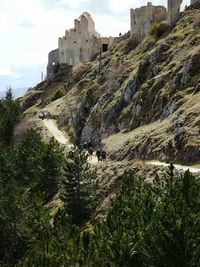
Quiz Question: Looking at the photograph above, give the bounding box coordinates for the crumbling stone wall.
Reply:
[167,0,200,26]
[58,12,113,66]
[58,12,101,66]
[47,12,113,77]
[167,0,183,26]
[130,2,167,41]
[47,49,59,78]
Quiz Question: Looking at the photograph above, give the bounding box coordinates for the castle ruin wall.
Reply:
[58,12,107,66]
[167,0,183,26]
[47,49,59,78]
[47,12,114,77]
[130,2,167,41]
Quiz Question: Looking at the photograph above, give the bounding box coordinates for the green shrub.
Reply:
[51,89,64,101]
[148,22,168,38]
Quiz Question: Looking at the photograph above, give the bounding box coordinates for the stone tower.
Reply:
[167,0,183,26]
[130,2,167,41]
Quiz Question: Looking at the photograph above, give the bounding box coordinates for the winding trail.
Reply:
[147,161,200,174]
[43,119,98,164]
[43,119,71,146]
[43,119,200,173]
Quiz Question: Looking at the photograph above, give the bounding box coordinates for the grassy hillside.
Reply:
[20,9,200,164]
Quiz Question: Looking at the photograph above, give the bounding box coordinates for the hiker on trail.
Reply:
[96,149,107,162]
[82,142,89,159]
[101,150,107,161]
[83,142,87,150]
[43,111,51,119]
[87,140,93,160]
[96,149,102,162]
[39,112,44,120]
[87,140,93,150]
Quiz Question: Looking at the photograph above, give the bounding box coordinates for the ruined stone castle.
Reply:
[47,12,113,77]
[47,1,199,77]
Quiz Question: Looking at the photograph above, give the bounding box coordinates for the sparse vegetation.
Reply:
[51,89,64,101]
[148,22,168,38]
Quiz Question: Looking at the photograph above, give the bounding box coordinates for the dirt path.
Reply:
[43,119,98,164]
[43,119,72,146]
[147,161,200,173]
[43,119,200,173]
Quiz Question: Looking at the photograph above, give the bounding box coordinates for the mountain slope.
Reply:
[20,9,200,164]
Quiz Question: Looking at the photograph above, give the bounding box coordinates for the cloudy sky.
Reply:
[0,0,189,92]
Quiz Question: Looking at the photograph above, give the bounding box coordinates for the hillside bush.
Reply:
[148,22,168,38]
[51,89,64,101]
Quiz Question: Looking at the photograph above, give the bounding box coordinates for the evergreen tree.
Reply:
[141,166,200,267]
[17,130,64,201]
[39,137,65,201]
[60,146,98,225]
[0,175,28,266]
[16,128,45,188]
[0,88,21,145]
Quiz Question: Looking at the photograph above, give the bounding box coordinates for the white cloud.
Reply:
[108,0,147,13]
[59,0,90,9]
[0,67,16,77]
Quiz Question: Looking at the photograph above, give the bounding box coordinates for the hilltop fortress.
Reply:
[47,12,113,77]
[47,0,199,77]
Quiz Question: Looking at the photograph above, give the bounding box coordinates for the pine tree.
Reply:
[17,130,64,202]
[39,137,65,201]
[140,166,200,267]
[0,88,21,145]
[60,146,97,225]
[0,174,28,266]
[16,129,45,188]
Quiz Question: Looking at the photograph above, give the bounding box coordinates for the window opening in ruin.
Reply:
[79,48,83,62]
[102,44,108,52]
[86,40,88,42]
[74,41,77,44]
[74,29,76,32]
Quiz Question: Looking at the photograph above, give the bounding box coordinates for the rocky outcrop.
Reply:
[22,10,200,164]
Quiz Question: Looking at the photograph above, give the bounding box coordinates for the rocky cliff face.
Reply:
[21,9,200,164]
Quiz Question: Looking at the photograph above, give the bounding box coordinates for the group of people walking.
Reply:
[83,141,107,162]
